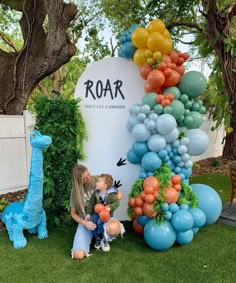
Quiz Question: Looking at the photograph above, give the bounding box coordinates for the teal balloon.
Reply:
[188,111,203,129]
[184,116,193,128]
[142,92,157,110]
[163,87,181,100]
[176,230,194,245]
[179,94,189,103]
[199,106,206,114]
[163,106,172,114]
[144,220,176,251]
[191,184,222,225]
[178,71,207,98]
[170,100,185,120]
[154,104,163,114]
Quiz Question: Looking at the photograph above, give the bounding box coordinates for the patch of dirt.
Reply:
[0,156,232,232]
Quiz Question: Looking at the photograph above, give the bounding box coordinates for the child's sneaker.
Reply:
[101,239,110,252]
[94,236,102,249]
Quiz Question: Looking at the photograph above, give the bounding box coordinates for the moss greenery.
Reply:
[34,95,87,227]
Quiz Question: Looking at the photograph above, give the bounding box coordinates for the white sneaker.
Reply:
[101,239,110,252]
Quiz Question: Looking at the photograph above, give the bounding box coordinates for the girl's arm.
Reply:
[70,207,96,230]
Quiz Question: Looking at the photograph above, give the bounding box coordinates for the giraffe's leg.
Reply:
[37,210,48,239]
[12,224,27,249]
[5,220,13,241]
[28,227,38,234]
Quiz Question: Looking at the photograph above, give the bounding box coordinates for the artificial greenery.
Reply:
[34,95,87,227]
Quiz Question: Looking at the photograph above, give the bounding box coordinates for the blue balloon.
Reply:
[119,41,137,59]
[136,215,150,227]
[191,184,222,225]
[186,129,209,156]
[132,141,149,157]
[127,149,141,164]
[156,114,177,135]
[171,210,194,232]
[164,211,173,221]
[144,220,176,251]
[164,128,179,143]
[158,149,168,159]
[176,229,194,245]
[141,152,162,172]
[169,203,180,213]
[188,207,206,228]
[147,134,166,152]
[132,124,151,142]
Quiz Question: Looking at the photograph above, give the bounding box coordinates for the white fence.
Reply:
[0,112,224,195]
[0,111,35,194]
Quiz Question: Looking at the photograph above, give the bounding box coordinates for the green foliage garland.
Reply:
[34,95,87,227]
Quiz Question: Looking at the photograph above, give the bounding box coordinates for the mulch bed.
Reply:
[0,156,233,232]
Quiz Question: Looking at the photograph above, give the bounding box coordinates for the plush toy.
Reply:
[2,130,52,248]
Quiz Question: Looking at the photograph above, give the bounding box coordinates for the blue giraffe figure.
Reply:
[2,130,52,249]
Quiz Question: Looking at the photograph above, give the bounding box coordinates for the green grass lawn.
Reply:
[0,174,235,283]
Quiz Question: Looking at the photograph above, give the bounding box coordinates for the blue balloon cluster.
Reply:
[137,183,221,250]
[118,24,139,59]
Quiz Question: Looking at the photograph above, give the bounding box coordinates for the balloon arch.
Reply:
[118,19,222,250]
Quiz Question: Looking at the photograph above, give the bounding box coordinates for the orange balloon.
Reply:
[175,65,185,76]
[143,176,160,191]
[163,70,180,87]
[133,219,144,235]
[147,32,165,51]
[147,19,166,34]
[131,27,149,48]
[164,187,179,204]
[94,203,105,214]
[143,202,155,218]
[140,63,153,80]
[147,69,165,88]
[99,208,110,222]
[144,81,160,94]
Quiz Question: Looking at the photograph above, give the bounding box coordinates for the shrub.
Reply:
[34,95,87,227]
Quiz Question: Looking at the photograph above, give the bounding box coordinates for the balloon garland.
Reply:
[118,19,222,251]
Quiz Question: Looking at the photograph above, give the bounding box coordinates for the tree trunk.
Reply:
[206,1,236,158]
[0,0,77,115]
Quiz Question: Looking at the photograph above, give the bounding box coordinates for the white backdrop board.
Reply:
[75,57,146,220]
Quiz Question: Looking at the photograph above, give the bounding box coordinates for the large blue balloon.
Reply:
[186,129,209,156]
[191,184,222,225]
[141,152,162,171]
[127,149,141,164]
[132,124,151,142]
[171,210,194,232]
[144,219,176,251]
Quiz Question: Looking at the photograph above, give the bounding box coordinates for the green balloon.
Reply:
[178,71,207,98]
[199,106,206,114]
[188,111,203,128]
[170,100,185,120]
[191,102,200,111]
[185,100,193,109]
[142,92,157,109]
[163,106,172,114]
[179,94,189,103]
[184,116,194,128]
[184,109,191,116]
[163,87,181,100]
[154,104,163,114]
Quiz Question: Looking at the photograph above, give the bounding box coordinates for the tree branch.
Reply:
[0,0,23,11]
[0,32,18,52]
[167,21,204,34]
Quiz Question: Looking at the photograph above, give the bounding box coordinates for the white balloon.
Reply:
[186,129,209,156]
[147,134,166,152]
[164,128,179,143]
[156,114,177,135]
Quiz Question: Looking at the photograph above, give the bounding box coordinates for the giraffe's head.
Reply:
[30,130,52,149]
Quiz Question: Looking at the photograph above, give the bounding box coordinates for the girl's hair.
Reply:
[99,173,113,189]
[72,164,88,216]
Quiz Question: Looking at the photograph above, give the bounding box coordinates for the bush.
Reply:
[34,95,87,227]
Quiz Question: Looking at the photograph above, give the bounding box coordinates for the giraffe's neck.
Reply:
[23,147,44,217]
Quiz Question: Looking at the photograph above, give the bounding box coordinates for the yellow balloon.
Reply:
[163,29,170,38]
[147,19,166,34]
[131,27,149,48]
[147,32,165,51]
[159,38,172,55]
[144,49,153,58]
[133,48,147,66]
[153,51,162,60]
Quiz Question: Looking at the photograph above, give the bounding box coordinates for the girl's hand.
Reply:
[84,220,96,230]
[85,214,90,221]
